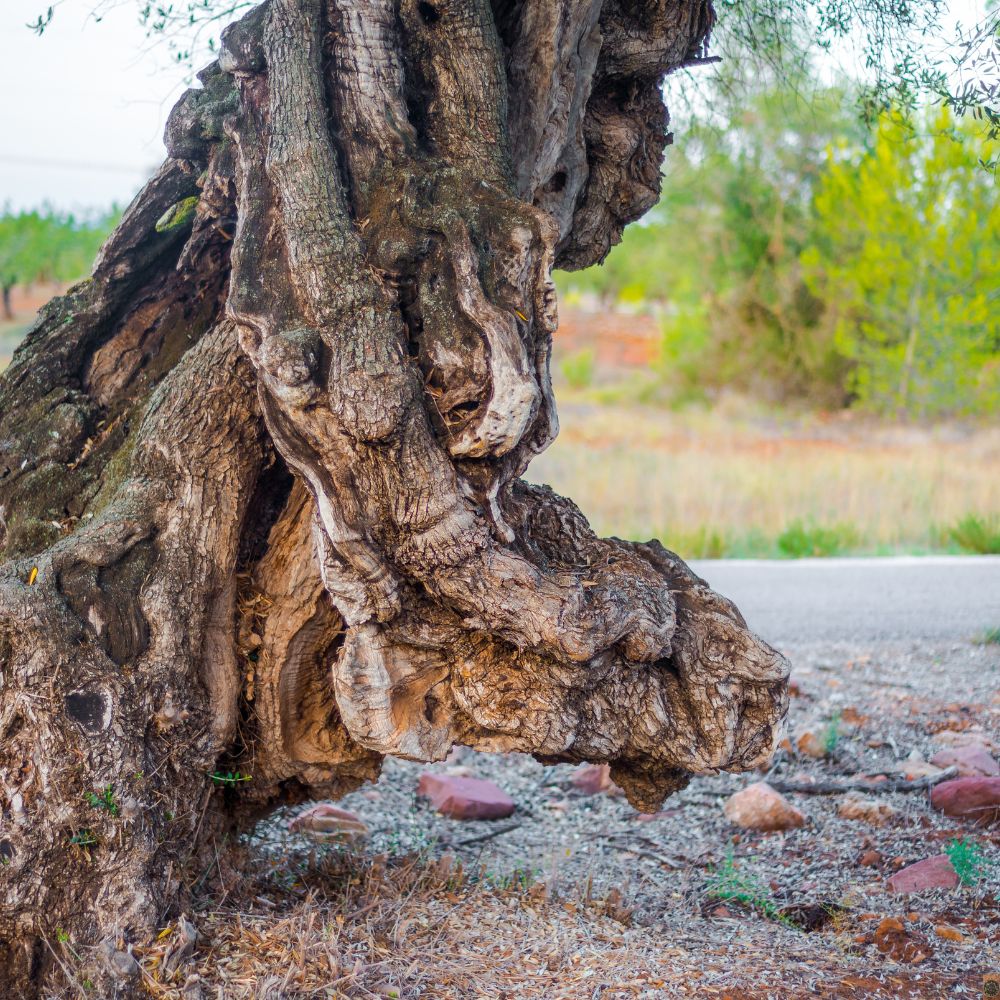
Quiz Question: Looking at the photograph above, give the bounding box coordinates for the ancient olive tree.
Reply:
[0,0,788,991]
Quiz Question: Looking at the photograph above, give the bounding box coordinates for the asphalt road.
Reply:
[689,555,1000,645]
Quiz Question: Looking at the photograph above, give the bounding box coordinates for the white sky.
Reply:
[0,1,198,213]
[0,0,990,213]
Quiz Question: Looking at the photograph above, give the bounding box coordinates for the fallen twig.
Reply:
[445,822,522,848]
[769,765,958,796]
[596,833,686,869]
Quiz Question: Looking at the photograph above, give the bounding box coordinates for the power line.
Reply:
[0,153,154,175]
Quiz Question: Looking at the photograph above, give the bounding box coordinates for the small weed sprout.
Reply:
[209,770,252,788]
[974,626,1000,646]
[54,928,83,962]
[945,838,994,886]
[705,850,789,925]
[821,711,842,754]
[84,785,119,817]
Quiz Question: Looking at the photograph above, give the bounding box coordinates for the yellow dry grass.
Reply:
[129,850,714,999]
[112,847,977,1000]
[529,391,1000,557]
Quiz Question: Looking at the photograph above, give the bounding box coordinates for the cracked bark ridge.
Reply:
[0,0,786,993]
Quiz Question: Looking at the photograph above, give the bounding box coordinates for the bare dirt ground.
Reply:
[115,631,1000,1000]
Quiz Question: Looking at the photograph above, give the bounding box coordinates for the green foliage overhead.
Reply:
[33,0,995,140]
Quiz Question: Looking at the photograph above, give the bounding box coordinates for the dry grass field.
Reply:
[531,389,1000,559]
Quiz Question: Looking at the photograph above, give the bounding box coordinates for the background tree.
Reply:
[557,88,999,415]
[803,108,1000,417]
[0,207,118,319]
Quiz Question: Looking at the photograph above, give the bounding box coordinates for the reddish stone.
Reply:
[288,803,369,843]
[858,849,883,867]
[723,782,805,832]
[570,763,621,796]
[838,793,898,827]
[930,777,1000,824]
[898,754,942,781]
[417,773,515,820]
[886,855,959,894]
[796,729,830,759]
[873,916,934,962]
[934,924,964,943]
[929,744,999,778]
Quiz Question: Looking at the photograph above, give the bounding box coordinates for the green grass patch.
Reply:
[704,850,789,924]
[945,838,994,886]
[776,520,859,558]
[948,514,1000,554]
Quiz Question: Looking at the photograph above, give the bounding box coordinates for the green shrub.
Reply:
[945,838,994,886]
[777,520,858,558]
[948,514,1000,555]
[560,348,595,390]
[705,850,787,923]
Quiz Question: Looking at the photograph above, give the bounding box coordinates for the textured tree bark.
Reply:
[0,0,786,993]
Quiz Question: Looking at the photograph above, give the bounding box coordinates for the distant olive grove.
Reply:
[0,206,120,320]
[557,97,1000,420]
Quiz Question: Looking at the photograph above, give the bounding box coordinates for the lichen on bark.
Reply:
[0,1,787,994]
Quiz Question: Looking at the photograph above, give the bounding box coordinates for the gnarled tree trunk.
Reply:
[0,0,787,993]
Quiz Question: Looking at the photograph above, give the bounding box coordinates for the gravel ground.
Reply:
[241,637,1000,996]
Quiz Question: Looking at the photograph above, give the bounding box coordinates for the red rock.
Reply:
[858,849,883,867]
[796,729,830,759]
[635,811,667,822]
[787,674,805,697]
[417,773,515,820]
[929,743,999,778]
[886,855,959,893]
[898,753,942,781]
[838,793,898,827]
[932,729,997,751]
[570,763,621,796]
[723,782,805,832]
[930,777,1000,824]
[288,803,369,843]
[934,924,964,942]
[874,916,934,962]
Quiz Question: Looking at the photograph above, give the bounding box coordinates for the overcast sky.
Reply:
[0,1,199,213]
[0,0,989,214]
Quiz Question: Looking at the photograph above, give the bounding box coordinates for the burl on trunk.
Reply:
[0,0,787,992]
